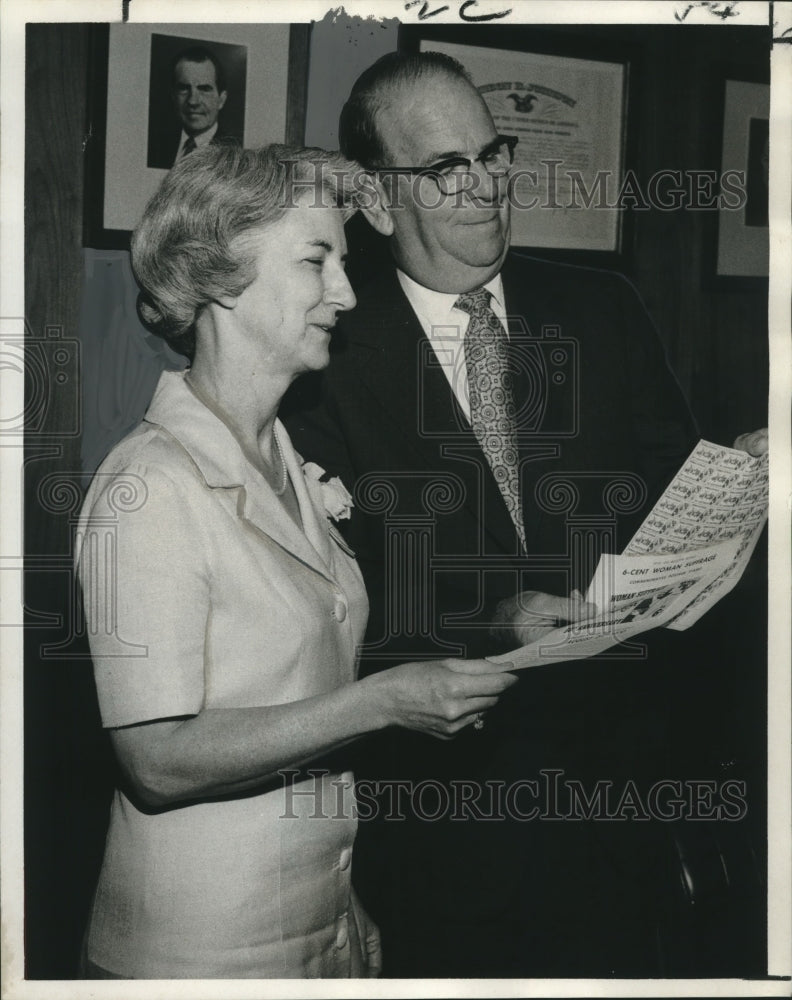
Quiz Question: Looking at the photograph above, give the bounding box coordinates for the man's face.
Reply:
[376,74,511,293]
[172,58,227,137]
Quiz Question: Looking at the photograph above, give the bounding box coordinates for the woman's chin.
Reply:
[298,347,331,376]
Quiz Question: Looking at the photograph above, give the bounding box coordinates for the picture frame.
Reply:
[83,23,310,250]
[399,25,633,264]
[715,78,770,280]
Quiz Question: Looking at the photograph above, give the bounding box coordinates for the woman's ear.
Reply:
[357,172,395,237]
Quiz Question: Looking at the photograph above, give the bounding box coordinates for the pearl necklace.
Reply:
[268,429,288,496]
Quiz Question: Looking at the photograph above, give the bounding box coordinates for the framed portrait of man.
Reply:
[145,33,247,170]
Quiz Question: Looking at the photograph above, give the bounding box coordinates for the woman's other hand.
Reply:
[365,657,518,740]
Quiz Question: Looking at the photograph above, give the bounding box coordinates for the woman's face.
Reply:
[229,199,356,379]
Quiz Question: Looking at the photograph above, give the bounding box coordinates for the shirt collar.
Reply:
[118,371,340,578]
[144,369,251,489]
[179,122,219,151]
[396,268,505,319]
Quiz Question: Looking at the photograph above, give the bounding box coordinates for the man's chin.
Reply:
[462,234,510,268]
[457,222,510,265]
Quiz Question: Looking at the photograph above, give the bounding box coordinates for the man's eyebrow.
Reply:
[421,148,465,165]
[422,136,502,166]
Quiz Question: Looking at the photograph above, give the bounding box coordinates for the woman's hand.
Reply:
[108,657,516,807]
[491,589,596,646]
[364,658,518,740]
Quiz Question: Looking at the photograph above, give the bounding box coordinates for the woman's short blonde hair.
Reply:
[131,143,359,360]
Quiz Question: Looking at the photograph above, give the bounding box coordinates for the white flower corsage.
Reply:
[302,462,354,522]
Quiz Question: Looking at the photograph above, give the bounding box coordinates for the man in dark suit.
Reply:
[147,47,238,169]
[283,50,767,978]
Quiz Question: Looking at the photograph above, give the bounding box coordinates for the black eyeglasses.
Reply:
[378,134,519,194]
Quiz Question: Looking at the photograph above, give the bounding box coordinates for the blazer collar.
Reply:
[145,371,335,581]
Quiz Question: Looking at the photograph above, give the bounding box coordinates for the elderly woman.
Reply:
[76,144,516,980]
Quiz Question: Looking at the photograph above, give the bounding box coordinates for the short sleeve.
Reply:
[77,460,210,728]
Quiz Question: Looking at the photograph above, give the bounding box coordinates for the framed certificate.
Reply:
[715,78,770,279]
[402,26,631,258]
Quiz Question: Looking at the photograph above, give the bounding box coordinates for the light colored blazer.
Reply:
[76,370,369,978]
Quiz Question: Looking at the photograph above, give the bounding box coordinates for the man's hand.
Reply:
[491,589,596,646]
[733,427,768,457]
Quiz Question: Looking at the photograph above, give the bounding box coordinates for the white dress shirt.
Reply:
[396,268,508,421]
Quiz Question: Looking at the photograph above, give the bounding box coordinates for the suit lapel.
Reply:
[345,270,522,555]
[500,254,566,554]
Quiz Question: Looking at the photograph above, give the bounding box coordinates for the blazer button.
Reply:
[333,597,347,622]
[336,918,349,949]
[338,847,352,871]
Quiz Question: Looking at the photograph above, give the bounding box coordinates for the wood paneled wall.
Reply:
[25,24,115,979]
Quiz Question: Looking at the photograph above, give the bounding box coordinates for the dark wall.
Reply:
[621,24,769,444]
[25,23,115,978]
[23,20,769,979]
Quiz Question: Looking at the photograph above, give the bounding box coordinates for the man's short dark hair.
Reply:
[170,45,227,95]
[338,51,473,168]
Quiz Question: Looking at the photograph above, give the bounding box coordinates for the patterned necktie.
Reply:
[455,288,526,551]
[181,136,197,158]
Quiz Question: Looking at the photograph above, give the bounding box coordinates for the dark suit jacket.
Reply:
[282,251,700,963]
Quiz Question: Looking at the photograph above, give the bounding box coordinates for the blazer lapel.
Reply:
[237,425,335,583]
[278,420,333,570]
